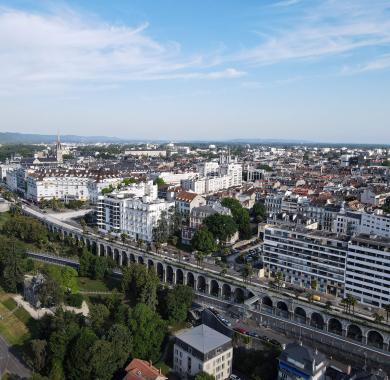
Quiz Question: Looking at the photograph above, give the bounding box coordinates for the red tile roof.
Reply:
[175,190,199,202]
[123,359,167,380]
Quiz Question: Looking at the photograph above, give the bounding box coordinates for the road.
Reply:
[0,335,30,379]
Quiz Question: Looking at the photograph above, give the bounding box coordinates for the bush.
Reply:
[65,293,84,308]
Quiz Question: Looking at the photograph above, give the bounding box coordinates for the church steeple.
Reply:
[56,131,63,163]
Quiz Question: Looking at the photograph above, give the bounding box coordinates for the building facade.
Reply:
[174,325,232,380]
[263,226,348,296]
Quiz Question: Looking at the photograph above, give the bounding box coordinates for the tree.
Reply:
[28,339,47,373]
[89,304,110,335]
[121,232,128,244]
[106,324,133,368]
[191,227,217,254]
[153,177,165,186]
[242,263,253,283]
[373,312,384,323]
[0,240,26,292]
[384,304,390,322]
[221,198,251,239]
[195,251,206,268]
[65,328,98,380]
[38,276,63,307]
[89,340,118,380]
[310,279,318,291]
[195,372,215,380]
[164,285,194,324]
[347,294,357,315]
[325,301,332,311]
[128,303,166,362]
[273,272,283,289]
[252,202,266,222]
[122,264,159,310]
[203,213,237,244]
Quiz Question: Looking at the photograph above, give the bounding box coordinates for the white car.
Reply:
[230,375,241,380]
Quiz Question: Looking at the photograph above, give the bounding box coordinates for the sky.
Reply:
[0,0,390,143]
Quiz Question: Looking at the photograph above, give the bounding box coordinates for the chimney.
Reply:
[149,360,152,367]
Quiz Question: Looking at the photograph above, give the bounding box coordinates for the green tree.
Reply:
[0,239,26,292]
[65,328,98,380]
[373,312,384,323]
[122,263,159,310]
[252,202,266,222]
[38,276,63,307]
[107,324,133,368]
[27,339,47,373]
[89,304,110,335]
[221,198,251,239]
[203,213,237,244]
[153,177,165,186]
[384,304,390,322]
[191,227,217,254]
[89,340,118,380]
[242,263,253,283]
[163,285,194,324]
[128,303,166,362]
[273,271,283,289]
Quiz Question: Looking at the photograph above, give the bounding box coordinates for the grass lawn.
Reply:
[0,292,31,346]
[77,276,121,292]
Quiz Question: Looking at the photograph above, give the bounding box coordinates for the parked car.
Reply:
[230,375,241,380]
[247,331,259,338]
[233,327,247,335]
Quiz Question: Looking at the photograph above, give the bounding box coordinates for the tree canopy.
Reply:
[191,227,218,254]
[222,198,252,239]
[203,213,237,243]
[128,303,166,362]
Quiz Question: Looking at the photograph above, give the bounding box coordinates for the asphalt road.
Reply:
[0,335,30,379]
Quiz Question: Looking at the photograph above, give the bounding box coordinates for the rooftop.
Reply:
[175,324,231,354]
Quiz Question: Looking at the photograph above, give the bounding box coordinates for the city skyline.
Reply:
[0,0,390,143]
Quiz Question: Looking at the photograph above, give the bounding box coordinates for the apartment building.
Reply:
[360,211,390,238]
[174,191,206,217]
[174,325,232,380]
[97,180,174,242]
[24,168,123,203]
[263,225,349,296]
[346,235,390,308]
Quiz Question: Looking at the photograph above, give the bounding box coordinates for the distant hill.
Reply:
[0,132,126,144]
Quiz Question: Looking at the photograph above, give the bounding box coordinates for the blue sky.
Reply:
[0,0,390,143]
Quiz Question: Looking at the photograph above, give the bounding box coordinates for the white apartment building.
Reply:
[332,210,362,235]
[360,211,390,238]
[263,226,349,296]
[0,163,21,181]
[181,157,242,195]
[24,169,123,203]
[97,180,174,242]
[346,235,390,308]
[174,325,232,380]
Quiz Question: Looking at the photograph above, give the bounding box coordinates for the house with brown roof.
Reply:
[175,191,206,217]
[123,359,167,380]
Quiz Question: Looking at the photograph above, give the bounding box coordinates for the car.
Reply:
[247,331,259,338]
[230,375,241,380]
[233,327,247,335]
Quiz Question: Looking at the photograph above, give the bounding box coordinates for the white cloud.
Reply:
[0,7,241,94]
[342,55,390,75]
[235,1,390,66]
[272,0,303,8]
